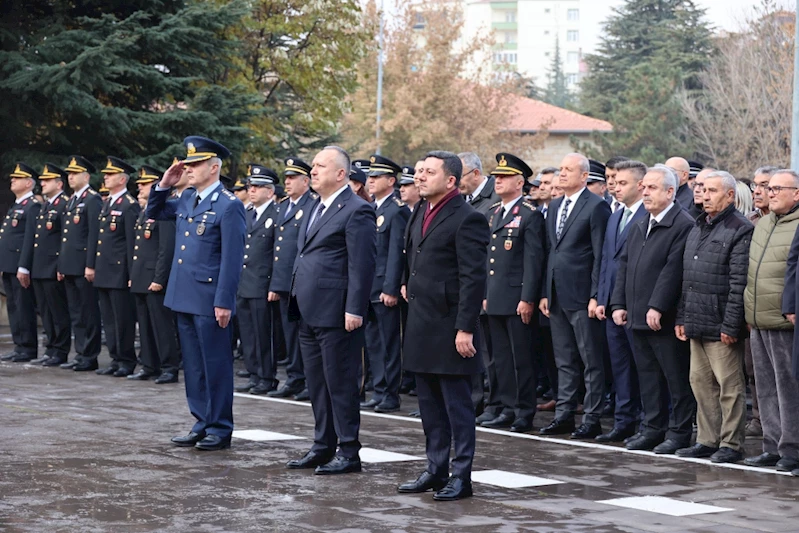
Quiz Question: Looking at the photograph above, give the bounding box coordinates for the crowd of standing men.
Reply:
[4,136,799,502]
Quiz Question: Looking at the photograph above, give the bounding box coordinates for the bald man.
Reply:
[665,157,694,211]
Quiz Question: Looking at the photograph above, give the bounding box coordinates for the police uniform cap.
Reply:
[491,153,533,179]
[10,163,37,179]
[65,155,96,174]
[275,184,286,199]
[367,155,401,177]
[587,159,606,183]
[352,159,371,174]
[183,135,231,163]
[284,157,311,177]
[137,165,163,184]
[101,156,136,175]
[231,178,247,191]
[350,164,367,185]
[399,165,415,186]
[530,178,541,187]
[246,164,278,186]
[39,163,67,181]
[687,160,704,179]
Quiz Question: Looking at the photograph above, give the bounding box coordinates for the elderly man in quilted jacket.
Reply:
[675,171,753,464]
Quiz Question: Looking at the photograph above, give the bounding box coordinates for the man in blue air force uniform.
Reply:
[147,136,246,451]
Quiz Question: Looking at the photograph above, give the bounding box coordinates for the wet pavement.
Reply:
[1,328,799,532]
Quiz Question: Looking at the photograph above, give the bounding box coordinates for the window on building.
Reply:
[505,32,517,44]
[505,11,516,23]
[413,13,425,29]
[544,8,551,14]
[493,52,517,64]
[567,73,579,85]
[567,51,579,64]
[544,30,550,35]
[567,9,579,21]
[567,30,579,42]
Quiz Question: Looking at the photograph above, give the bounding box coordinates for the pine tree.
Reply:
[578,0,713,161]
[542,38,572,109]
[0,0,262,175]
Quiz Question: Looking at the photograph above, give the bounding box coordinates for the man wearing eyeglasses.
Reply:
[688,168,713,220]
[744,170,799,472]
[457,152,499,218]
[748,166,780,224]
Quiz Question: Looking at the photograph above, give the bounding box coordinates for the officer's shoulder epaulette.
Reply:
[522,202,536,210]
[88,189,99,195]
[393,197,405,207]
[221,189,237,200]
[126,194,135,204]
[490,201,501,209]
[278,196,289,203]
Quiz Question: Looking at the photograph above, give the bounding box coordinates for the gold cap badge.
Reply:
[287,159,294,166]
[499,155,507,167]
[187,143,196,155]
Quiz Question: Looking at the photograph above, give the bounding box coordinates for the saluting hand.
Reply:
[455,330,476,358]
[215,307,232,328]
[158,160,185,189]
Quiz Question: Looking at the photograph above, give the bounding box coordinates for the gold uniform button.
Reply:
[243,264,247,269]
[181,245,186,251]
[96,252,101,256]
[278,236,283,241]
[64,229,68,233]
[34,234,39,238]
[37,225,41,229]
[34,243,38,247]
[275,257,279,261]
[188,218,193,223]
[178,259,183,264]
[99,229,103,233]
[244,255,248,259]
[63,238,67,242]
[98,241,102,245]
[185,231,190,237]
[245,244,250,249]
[208,278,212,282]
[492,235,497,239]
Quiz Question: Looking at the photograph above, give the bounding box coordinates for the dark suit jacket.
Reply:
[238,201,278,299]
[610,203,694,332]
[597,203,648,308]
[468,176,500,219]
[94,192,141,290]
[270,190,315,293]
[29,192,69,280]
[0,196,40,274]
[291,186,376,328]
[676,184,694,211]
[129,209,175,294]
[58,187,103,276]
[544,188,611,310]
[371,192,410,301]
[403,194,490,375]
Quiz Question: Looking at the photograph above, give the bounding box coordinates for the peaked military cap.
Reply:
[65,155,96,174]
[231,178,247,191]
[275,184,286,199]
[352,159,371,175]
[688,160,704,179]
[39,163,67,181]
[587,159,606,183]
[491,153,533,179]
[99,185,110,196]
[247,164,278,186]
[101,156,136,175]
[10,163,36,179]
[350,163,367,185]
[137,165,163,184]
[399,165,415,186]
[284,157,311,177]
[183,135,231,163]
[368,155,401,177]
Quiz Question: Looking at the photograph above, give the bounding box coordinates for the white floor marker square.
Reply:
[471,470,565,488]
[232,429,305,442]
[358,448,424,463]
[598,496,733,517]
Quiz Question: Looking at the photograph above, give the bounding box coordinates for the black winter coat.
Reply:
[677,203,753,340]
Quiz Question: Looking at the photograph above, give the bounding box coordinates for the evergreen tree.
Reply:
[542,38,572,109]
[0,0,262,176]
[578,0,713,161]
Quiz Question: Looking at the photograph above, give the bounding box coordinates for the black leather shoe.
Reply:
[314,455,362,475]
[235,379,257,393]
[792,468,799,477]
[113,367,134,378]
[74,360,99,372]
[710,447,743,464]
[41,357,67,367]
[408,388,417,397]
[475,411,497,425]
[249,380,277,395]
[195,434,231,451]
[286,450,334,469]
[776,457,799,472]
[571,422,602,440]
[596,426,636,443]
[171,432,205,447]
[236,370,250,378]
[61,360,79,369]
[95,365,119,376]
[360,398,380,409]
[433,476,473,501]
[510,418,534,433]
[30,356,50,366]
[408,409,421,418]
[675,443,718,458]
[267,383,304,398]
[294,389,310,401]
[398,471,447,493]
[624,431,643,444]
[539,418,575,435]
[127,370,156,381]
[744,452,781,467]
[10,353,35,362]
[1,351,20,361]
[626,435,662,451]
[154,372,178,384]
[375,400,401,413]
[481,412,514,428]
[653,438,687,455]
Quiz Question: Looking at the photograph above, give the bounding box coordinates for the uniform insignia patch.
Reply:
[115,198,122,205]
[505,216,522,229]
[376,215,385,228]
[11,219,18,227]
[144,229,151,239]
[46,221,53,230]
[505,239,513,250]
[110,222,117,232]
[197,222,206,235]
[265,218,273,229]
[295,209,303,220]
[512,205,519,215]
[74,215,80,224]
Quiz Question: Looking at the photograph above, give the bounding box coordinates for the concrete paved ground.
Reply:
[1,328,798,532]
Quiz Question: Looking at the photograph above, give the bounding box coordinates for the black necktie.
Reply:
[557,198,572,241]
[193,193,200,210]
[306,202,326,235]
[283,202,294,221]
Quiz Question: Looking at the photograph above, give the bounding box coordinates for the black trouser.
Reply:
[364,301,403,405]
[270,300,286,362]
[537,324,558,397]
[632,330,696,442]
[97,287,137,370]
[237,296,276,385]
[2,272,37,356]
[477,314,494,413]
[134,291,179,374]
[63,275,102,362]
[487,314,538,421]
[32,278,71,361]
[278,291,304,388]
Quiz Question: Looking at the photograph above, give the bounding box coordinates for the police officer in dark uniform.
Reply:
[482,153,546,433]
[0,163,41,362]
[360,155,410,413]
[59,156,103,371]
[128,165,180,383]
[236,164,280,395]
[268,157,316,400]
[25,164,71,366]
[93,157,141,377]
